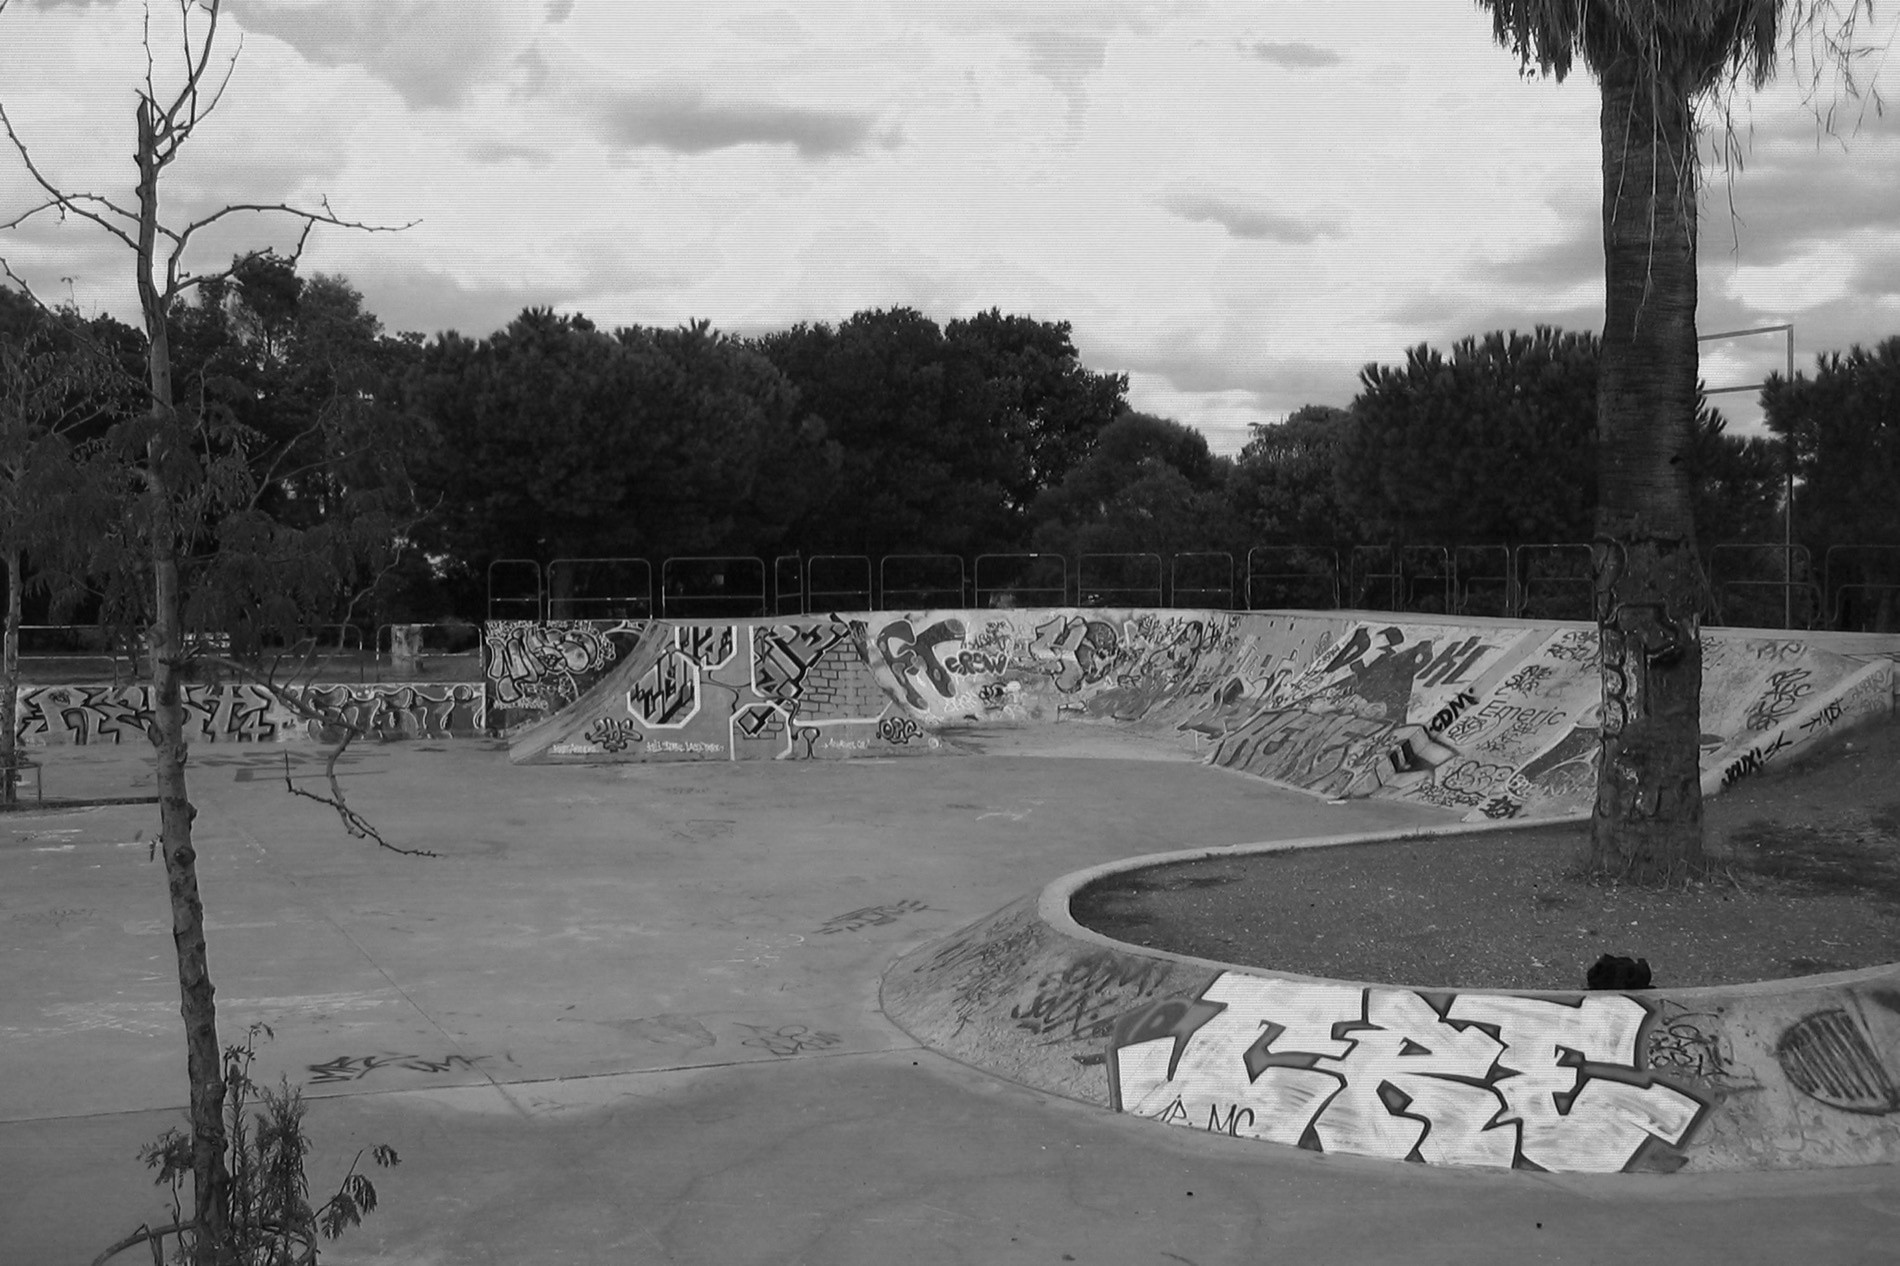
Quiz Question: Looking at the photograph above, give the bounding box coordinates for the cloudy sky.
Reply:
[2,0,1896,453]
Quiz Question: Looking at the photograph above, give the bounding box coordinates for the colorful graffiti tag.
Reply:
[1107,972,1708,1172]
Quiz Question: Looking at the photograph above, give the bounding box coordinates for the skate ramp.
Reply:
[883,850,1900,1173]
[506,609,1896,820]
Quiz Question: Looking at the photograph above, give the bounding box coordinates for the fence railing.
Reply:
[545,558,654,620]
[20,539,1882,687]
[1824,545,1900,632]
[660,556,767,619]
[1079,552,1163,608]
[1170,552,1234,609]
[974,553,1067,608]
[879,554,967,610]
[1245,547,1339,611]
[807,554,873,613]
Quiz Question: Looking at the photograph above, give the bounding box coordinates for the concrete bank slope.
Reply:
[510,608,1897,822]
[882,831,1900,1175]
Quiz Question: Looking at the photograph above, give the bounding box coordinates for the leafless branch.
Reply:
[281,746,436,858]
[179,199,418,250]
[0,106,144,252]
[88,1219,191,1266]
[201,652,437,859]
[165,211,417,312]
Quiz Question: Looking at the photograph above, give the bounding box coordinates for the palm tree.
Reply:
[1472,2,1880,882]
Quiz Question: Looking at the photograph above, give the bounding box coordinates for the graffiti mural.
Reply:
[483,618,648,728]
[17,684,163,745]
[299,683,484,740]
[505,608,1894,822]
[1108,972,1707,1172]
[16,682,485,746]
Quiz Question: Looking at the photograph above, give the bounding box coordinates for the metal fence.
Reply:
[20,541,1891,687]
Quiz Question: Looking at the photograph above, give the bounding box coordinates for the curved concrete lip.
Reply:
[882,819,1900,1175]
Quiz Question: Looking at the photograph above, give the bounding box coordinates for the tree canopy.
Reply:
[1338,328,1600,546]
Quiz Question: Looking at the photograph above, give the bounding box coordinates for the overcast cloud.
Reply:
[3,0,1897,451]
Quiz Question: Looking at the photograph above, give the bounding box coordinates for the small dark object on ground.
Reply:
[1586,953,1652,990]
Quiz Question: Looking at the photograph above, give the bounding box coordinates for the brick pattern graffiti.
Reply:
[17,682,484,746]
[1109,972,1708,1172]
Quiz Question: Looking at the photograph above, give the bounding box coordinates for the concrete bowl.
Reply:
[882,823,1900,1174]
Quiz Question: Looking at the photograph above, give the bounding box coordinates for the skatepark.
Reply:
[4,608,1899,1262]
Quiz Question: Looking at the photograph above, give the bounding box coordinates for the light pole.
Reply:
[1699,323,1796,628]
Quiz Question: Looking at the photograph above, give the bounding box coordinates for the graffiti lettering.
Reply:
[1645,1001,1732,1084]
[1745,668,1814,732]
[1721,732,1792,788]
[816,898,931,935]
[17,682,484,746]
[1029,615,1121,693]
[1747,639,1808,662]
[676,624,737,670]
[301,683,484,741]
[1478,794,1522,819]
[928,912,1045,1037]
[484,620,631,708]
[1320,625,1405,675]
[873,618,966,707]
[1211,708,1397,798]
[737,1023,842,1058]
[1110,973,1706,1172]
[1541,631,1598,664]
[306,1052,489,1085]
[1415,635,1497,690]
[583,717,643,752]
[1799,699,1845,734]
[876,715,924,745]
[1010,952,1170,1042]
[630,649,700,727]
[1500,664,1555,697]
[1425,689,1479,735]
[944,649,1009,676]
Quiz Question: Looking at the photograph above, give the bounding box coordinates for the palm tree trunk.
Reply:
[1587,52,1707,882]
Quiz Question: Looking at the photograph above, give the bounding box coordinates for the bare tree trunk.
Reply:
[1587,53,1707,883]
[136,97,228,1262]
[2,548,18,808]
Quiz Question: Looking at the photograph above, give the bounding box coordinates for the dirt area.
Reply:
[1072,706,1900,991]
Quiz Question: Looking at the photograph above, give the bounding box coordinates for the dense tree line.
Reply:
[5,270,1897,627]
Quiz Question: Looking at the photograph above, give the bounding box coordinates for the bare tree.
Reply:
[0,2,412,1259]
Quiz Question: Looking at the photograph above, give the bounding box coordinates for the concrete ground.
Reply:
[4,738,1899,1265]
